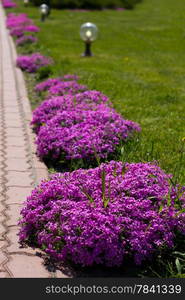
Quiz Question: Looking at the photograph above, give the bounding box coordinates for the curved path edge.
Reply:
[0,4,67,278]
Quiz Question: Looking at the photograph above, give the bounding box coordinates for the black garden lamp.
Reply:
[40,4,49,22]
[80,22,98,57]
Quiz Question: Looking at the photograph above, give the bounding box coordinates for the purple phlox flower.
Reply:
[31,90,110,133]
[35,105,141,161]
[18,161,185,267]
[2,0,16,8]
[16,53,53,73]
[16,35,38,46]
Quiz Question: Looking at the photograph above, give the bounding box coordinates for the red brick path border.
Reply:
[0,4,68,278]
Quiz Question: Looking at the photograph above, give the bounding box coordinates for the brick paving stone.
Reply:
[6,136,26,147]
[5,127,24,137]
[7,254,51,278]
[0,181,4,191]
[6,204,23,227]
[6,187,32,205]
[0,155,3,166]
[6,171,32,187]
[0,212,4,224]
[6,146,28,159]
[3,91,16,99]
[0,252,7,268]
[4,113,22,121]
[0,271,8,278]
[0,177,3,189]
[4,119,22,128]
[0,225,5,241]
[0,199,4,213]
[6,158,30,172]
[36,168,48,182]
[3,103,19,108]
[4,106,19,113]
[0,241,5,248]
[7,227,36,255]
[33,155,46,169]
[0,182,4,196]
[55,270,71,278]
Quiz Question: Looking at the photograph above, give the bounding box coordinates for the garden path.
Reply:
[0,3,67,278]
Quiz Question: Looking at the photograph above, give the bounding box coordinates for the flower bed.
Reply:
[16,35,38,46]
[35,75,80,92]
[6,13,33,29]
[18,161,185,267]
[35,77,87,96]
[31,91,109,133]
[47,81,87,96]
[16,53,53,73]
[10,24,40,38]
[1,0,16,8]
[35,105,141,161]
[6,13,39,48]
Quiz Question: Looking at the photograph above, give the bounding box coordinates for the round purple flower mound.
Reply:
[18,161,185,267]
[48,81,87,96]
[16,35,38,46]
[31,91,109,133]
[6,13,39,38]
[6,13,32,29]
[10,27,25,38]
[16,53,52,73]
[35,75,79,93]
[35,105,141,161]
[2,0,16,8]
[23,25,40,33]
[10,25,40,38]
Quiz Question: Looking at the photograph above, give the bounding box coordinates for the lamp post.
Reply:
[23,0,29,7]
[40,4,49,22]
[80,22,98,57]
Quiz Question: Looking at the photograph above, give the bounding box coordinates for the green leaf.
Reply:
[78,185,94,204]
[101,167,106,202]
[175,258,182,274]
[173,251,185,258]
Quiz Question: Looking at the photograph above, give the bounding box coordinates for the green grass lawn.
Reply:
[14,0,185,184]
[10,0,185,277]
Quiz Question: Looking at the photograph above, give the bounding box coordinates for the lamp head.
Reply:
[40,3,49,15]
[80,22,98,42]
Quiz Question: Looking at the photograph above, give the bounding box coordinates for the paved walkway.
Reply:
[0,4,66,278]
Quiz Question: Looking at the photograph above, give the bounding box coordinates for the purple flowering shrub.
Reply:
[31,91,109,133]
[9,28,25,38]
[35,105,141,161]
[35,77,87,97]
[18,161,185,267]
[9,25,40,38]
[23,25,40,33]
[16,35,38,46]
[16,53,53,73]
[35,75,79,93]
[6,13,39,36]
[2,0,16,8]
[47,81,87,96]
[6,13,32,29]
